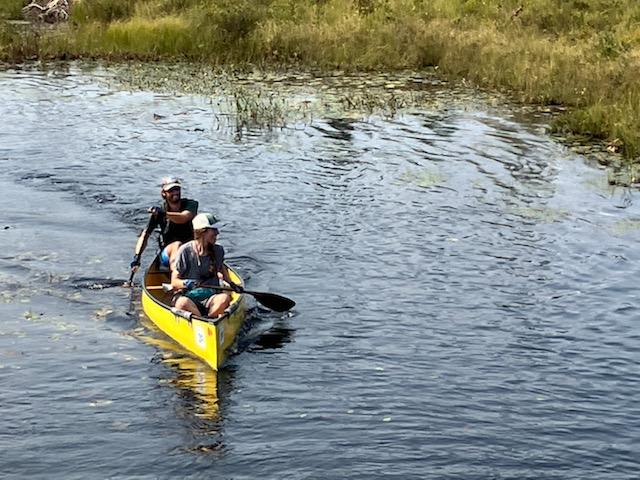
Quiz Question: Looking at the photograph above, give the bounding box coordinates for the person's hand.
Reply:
[149,206,166,221]
[130,254,141,271]
[183,279,197,290]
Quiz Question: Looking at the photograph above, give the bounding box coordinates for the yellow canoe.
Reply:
[141,258,247,371]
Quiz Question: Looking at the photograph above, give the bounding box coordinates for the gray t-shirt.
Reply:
[175,241,224,287]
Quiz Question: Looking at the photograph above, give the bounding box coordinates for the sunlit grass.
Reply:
[92,16,191,58]
[0,0,24,20]
[1,0,640,162]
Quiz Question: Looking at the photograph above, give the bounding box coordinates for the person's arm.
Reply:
[219,264,232,284]
[220,263,243,293]
[166,199,198,224]
[130,214,159,272]
[166,210,195,224]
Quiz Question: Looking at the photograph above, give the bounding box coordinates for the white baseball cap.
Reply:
[192,213,223,231]
[161,177,182,191]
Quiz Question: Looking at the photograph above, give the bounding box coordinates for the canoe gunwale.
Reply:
[141,283,240,326]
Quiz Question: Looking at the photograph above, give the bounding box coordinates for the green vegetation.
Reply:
[399,168,447,189]
[1,0,639,162]
[0,1,24,20]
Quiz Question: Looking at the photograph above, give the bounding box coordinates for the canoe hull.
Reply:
[141,259,246,371]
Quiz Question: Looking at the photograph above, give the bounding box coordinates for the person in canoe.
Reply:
[130,177,198,273]
[171,213,242,318]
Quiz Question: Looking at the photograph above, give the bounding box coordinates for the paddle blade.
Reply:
[123,270,136,288]
[248,291,296,312]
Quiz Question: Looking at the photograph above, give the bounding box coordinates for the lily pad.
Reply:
[399,169,446,188]
[507,206,568,223]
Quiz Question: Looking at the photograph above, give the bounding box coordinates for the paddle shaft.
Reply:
[147,284,295,312]
[126,212,158,287]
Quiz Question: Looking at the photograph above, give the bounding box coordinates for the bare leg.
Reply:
[207,293,231,317]
[174,295,201,316]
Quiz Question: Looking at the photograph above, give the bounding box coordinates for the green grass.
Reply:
[2,0,640,162]
[0,0,24,20]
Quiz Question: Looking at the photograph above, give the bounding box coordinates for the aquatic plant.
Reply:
[507,206,569,223]
[223,86,290,136]
[1,0,639,163]
[399,169,446,189]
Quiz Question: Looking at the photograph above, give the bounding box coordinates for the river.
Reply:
[1,63,638,479]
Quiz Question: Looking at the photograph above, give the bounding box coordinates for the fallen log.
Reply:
[22,0,70,24]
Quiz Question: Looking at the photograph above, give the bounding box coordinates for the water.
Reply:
[1,63,639,479]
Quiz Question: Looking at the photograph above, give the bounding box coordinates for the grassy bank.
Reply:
[2,0,639,161]
[0,1,23,20]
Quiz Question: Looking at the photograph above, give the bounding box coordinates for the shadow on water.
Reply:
[238,306,296,352]
[311,118,356,142]
[71,276,130,289]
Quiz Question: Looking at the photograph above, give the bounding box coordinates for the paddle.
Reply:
[149,284,295,312]
[123,270,136,288]
[123,212,158,288]
[73,277,133,290]
[210,285,295,312]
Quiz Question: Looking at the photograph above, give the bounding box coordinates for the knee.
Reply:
[217,293,231,309]
[207,293,231,316]
[174,296,190,310]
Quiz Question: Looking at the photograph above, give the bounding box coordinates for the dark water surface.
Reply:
[1,64,638,479]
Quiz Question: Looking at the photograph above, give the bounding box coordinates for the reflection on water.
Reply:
[134,309,296,420]
[134,320,221,420]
